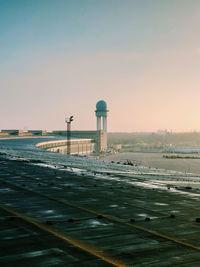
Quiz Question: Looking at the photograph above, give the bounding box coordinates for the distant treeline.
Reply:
[163,155,200,159]
[108,132,200,146]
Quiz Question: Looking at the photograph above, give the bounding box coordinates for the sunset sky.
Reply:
[1,0,200,132]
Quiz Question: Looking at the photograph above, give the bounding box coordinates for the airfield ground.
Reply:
[0,153,200,266]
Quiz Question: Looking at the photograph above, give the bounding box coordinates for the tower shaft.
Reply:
[97,117,101,131]
[102,116,107,131]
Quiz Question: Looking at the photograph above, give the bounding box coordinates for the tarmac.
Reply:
[0,154,200,266]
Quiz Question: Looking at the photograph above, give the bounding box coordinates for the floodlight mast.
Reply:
[65,116,74,155]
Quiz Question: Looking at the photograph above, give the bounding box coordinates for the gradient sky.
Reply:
[0,0,200,132]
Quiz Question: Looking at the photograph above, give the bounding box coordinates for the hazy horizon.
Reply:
[1,0,200,132]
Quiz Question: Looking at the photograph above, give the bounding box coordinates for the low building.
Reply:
[1,129,23,135]
[19,132,34,136]
[0,132,10,136]
[36,138,95,155]
[27,130,47,135]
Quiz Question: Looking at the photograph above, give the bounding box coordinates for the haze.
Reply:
[0,0,200,132]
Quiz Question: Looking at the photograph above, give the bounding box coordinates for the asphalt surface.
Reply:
[1,151,200,266]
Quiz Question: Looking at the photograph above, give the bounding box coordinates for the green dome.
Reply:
[96,100,107,111]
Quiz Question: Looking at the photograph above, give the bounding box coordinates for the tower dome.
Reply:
[96,100,107,111]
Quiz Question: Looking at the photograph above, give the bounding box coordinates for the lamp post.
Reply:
[65,116,74,155]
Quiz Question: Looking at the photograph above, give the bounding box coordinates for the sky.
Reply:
[0,0,200,132]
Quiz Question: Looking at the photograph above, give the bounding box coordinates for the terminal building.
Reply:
[36,138,96,155]
[1,100,109,155]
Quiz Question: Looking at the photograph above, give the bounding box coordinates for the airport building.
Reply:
[36,138,95,155]
[0,100,109,155]
[37,100,109,154]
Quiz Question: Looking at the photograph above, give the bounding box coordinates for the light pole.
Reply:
[65,116,74,155]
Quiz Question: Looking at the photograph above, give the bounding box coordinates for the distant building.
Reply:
[1,129,23,135]
[0,132,10,136]
[27,130,47,135]
[157,129,170,136]
[111,144,122,151]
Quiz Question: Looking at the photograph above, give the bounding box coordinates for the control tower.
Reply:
[95,100,109,152]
